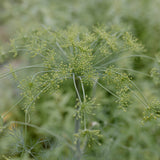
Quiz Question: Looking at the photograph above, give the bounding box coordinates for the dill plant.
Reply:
[1,25,160,159]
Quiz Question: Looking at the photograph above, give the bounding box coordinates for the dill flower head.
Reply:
[10,25,144,110]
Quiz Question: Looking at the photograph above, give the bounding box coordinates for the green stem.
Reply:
[79,76,86,130]
[0,65,47,80]
[2,97,24,118]
[24,110,28,149]
[73,73,81,160]
[21,110,28,156]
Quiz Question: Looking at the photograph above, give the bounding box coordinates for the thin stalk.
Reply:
[73,73,81,160]
[56,41,68,60]
[98,68,150,77]
[79,76,86,130]
[73,74,82,103]
[92,78,98,98]
[96,81,120,99]
[2,97,24,118]
[0,65,47,80]
[24,109,28,152]
[94,54,111,66]
[97,69,149,107]
[114,68,150,77]
[97,54,155,68]
[130,90,148,108]
[93,48,131,66]
[110,69,149,106]
[26,84,50,111]
[6,121,58,138]
[78,76,85,101]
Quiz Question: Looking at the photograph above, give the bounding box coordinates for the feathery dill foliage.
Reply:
[8,25,151,154]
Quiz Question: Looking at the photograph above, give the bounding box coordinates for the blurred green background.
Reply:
[0,0,160,159]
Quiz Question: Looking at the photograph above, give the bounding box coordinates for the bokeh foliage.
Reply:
[0,0,160,160]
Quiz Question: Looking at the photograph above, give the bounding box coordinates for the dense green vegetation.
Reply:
[0,0,160,160]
